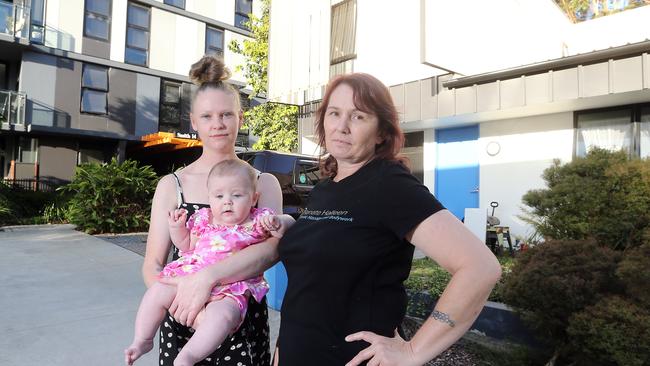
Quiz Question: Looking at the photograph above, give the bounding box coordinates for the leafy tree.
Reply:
[521,148,650,250]
[229,0,298,152]
[554,0,649,23]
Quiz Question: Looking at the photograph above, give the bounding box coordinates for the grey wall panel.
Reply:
[456,86,476,115]
[477,83,499,112]
[613,56,643,93]
[54,57,82,129]
[525,73,550,105]
[135,73,161,136]
[82,37,111,59]
[15,162,35,179]
[38,137,77,183]
[500,77,525,109]
[404,81,421,122]
[553,68,579,101]
[108,69,137,135]
[19,52,59,127]
[582,62,609,97]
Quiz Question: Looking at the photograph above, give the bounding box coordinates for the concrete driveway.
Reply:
[0,224,157,366]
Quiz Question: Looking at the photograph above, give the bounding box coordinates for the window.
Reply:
[17,137,37,164]
[30,0,46,43]
[235,0,252,30]
[81,64,108,114]
[125,2,150,66]
[164,0,185,9]
[205,26,224,56]
[159,80,182,132]
[575,104,650,158]
[640,107,650,158]
[329,0,356,77]
[84,0,111,41]
[78,147,106,164]
[330,0,356,65]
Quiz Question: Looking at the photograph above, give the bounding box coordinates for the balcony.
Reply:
[0,89,26,129]
[0,0,30,40]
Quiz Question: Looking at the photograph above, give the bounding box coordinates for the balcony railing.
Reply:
[0,89,26,126]
[0,0,31,39]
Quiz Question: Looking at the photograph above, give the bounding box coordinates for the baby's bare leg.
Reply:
[173,297,242,366]
[125,282,177,365]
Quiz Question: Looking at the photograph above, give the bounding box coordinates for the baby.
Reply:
[125,159,294,366]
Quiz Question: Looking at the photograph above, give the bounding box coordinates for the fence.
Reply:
[2,179,59,192]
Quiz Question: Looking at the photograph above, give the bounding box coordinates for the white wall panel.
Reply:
[110,0,128,63]
[225,32,249,85]
[45,0,84,52]
[175,16,205,76]
[149,8,177,73]
[479,112,574,239]
[187,0,232,25]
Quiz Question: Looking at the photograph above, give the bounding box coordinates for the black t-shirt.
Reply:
[277,158,445,365]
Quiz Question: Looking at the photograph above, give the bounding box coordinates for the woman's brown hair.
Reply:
[188,55,241,112]
[315,73,406,177]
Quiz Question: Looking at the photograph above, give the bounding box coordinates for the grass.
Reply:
[406,255,516,303]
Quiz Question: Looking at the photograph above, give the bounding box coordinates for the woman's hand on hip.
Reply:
[159,271,212,328]
[345,330,420,366]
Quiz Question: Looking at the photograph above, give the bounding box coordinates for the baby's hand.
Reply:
[168,209,188,229]
[260,215,284,238]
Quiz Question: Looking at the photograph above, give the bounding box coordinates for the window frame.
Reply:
[83,0,112,42]
[163,0,185,9]
[574,103,650,159]
[234,0,252,30]
[329,0,357,65]
[205,26,225,56]
[80,63,109,115]
[30,0,46,44]
[124,2,151,67]
[158,80,183,132]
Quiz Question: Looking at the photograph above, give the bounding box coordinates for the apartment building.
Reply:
[0,0,257,186]
[268,0,650,238]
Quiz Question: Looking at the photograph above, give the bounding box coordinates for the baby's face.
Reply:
[208,173,257,226]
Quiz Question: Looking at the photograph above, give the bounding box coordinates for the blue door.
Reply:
[435,126,479,220]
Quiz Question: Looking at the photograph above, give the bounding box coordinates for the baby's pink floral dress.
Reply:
[159,207,272,329]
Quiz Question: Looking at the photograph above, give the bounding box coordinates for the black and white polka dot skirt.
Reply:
[159,297,271,366]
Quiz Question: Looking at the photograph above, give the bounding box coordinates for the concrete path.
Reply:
[0,224,281,366]
[0,224,159,366]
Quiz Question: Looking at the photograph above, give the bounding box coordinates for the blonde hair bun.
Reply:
[189,55,232,85]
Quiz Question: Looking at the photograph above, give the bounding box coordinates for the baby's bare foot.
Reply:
[124,339,153,365]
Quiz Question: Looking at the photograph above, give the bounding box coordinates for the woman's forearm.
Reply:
[408,264,501,364]
[200,237,280,287]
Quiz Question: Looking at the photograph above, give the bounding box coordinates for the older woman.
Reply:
[142,55,281,365]
[274,73,501,365]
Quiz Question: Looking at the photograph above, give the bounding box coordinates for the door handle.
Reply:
[470,186,479,193]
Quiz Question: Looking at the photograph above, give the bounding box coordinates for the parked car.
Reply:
[237,150,323,310]
[237,150,322,218]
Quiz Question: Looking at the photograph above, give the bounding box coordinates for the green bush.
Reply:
[567,296,650,366]
[616,241,650,304]
[521,148,650,250]
[0,182,57,225]
[405,256,513,303]
[501,240,621,353]
[61,158,158,234]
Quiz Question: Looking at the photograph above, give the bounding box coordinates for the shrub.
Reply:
[0,182,57,225]
[61,158,158,234]
[567,296,650,366]
[501,240,621,353]
[521,148,650,250]
[616,242,650,305]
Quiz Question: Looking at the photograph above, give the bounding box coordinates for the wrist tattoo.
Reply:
[430,309,456,328]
